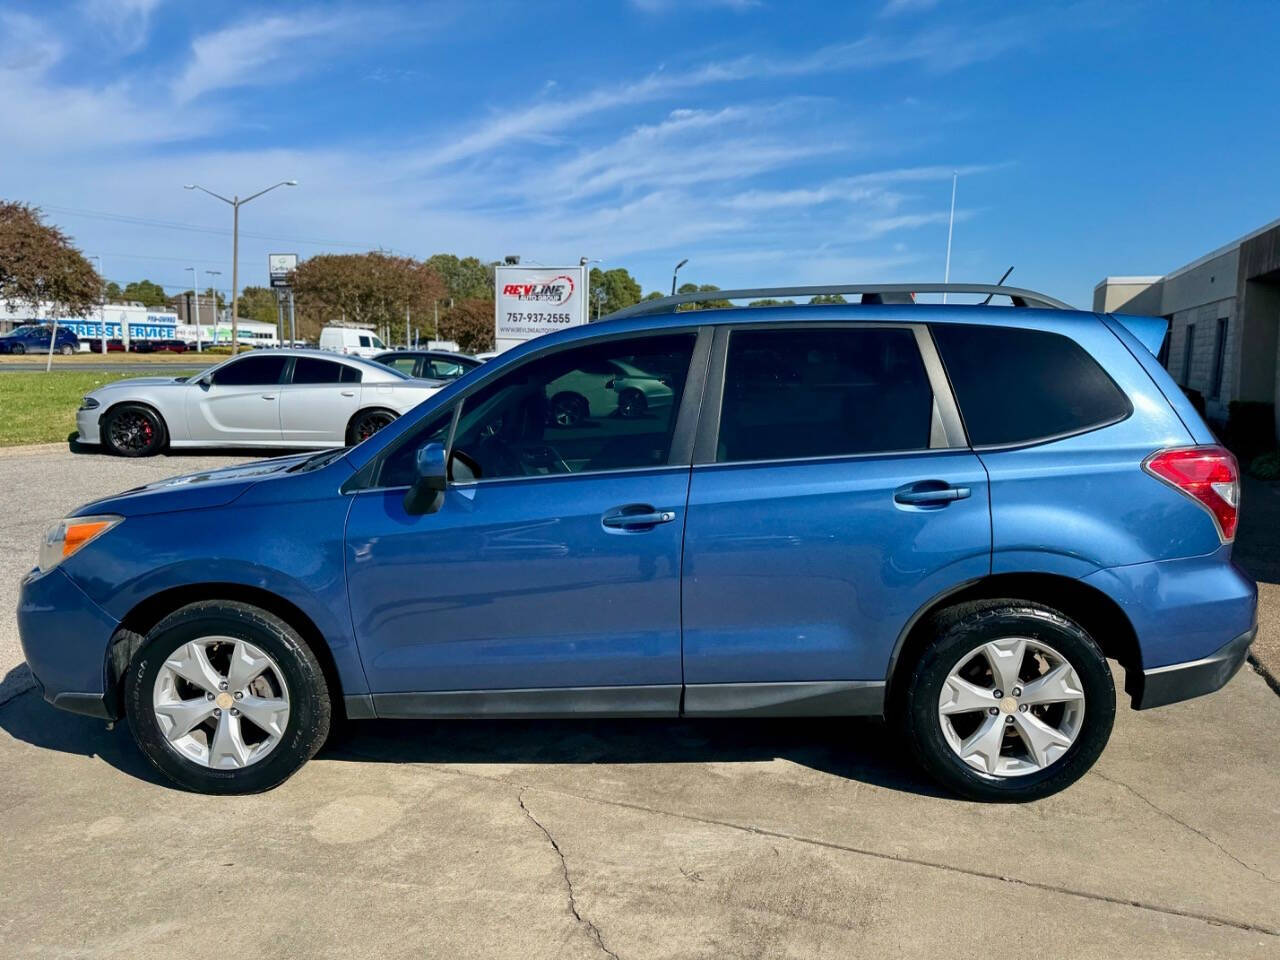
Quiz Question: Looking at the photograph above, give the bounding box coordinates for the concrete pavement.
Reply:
[1,443,1278,958]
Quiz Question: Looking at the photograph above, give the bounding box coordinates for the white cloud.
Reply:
[0,12,64,71]
[80,0,167,53]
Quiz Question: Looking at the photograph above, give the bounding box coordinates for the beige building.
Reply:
[1094,217,1280,443]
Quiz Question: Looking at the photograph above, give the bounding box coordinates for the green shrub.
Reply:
[1251,450,1280,481]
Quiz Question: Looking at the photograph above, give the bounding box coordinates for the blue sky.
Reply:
[2,0,1278,307]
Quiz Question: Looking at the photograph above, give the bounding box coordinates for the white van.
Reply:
[319,326,387,358]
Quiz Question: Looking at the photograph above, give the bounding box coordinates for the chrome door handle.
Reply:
[261,394,276,400]
[341,390,355,397]
[894,483,971,506]
[602,507,677,530]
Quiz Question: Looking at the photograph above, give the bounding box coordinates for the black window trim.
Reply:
[211,352,290,387]
[929,322,1135,453]
[346,325,713,493]
[691,321,967,469]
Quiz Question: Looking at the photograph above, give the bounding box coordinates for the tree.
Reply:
[426,254,493,301]
[676,282,732,311]
[235,286,278,326]
[0,201,101,317]
[642,290,665,301]
[292,252,446,345]
[587,267,642,317]
[747,298,796,307]
[438,297,494,354]
[121,279,169,307]
[808,294,847,305]
[105,281,123,301]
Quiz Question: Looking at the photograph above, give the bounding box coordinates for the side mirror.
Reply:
[403,441,447,515]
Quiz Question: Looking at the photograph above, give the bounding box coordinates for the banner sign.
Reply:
[494,264,588,348]
[269,253,298,288]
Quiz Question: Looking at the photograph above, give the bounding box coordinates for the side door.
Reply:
[343,330,707,715]
[680,324,991,715]
[279,355,361,444]
[185,354,288,444]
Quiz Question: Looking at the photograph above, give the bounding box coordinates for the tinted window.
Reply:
[292,357,361,384]
[427,358,466,379]
[359,335,372,348]
[931,324,1131,446]
[211,355,287,386]
[717,328,933,462]
[452,334,695,480]
[386,356,419,375]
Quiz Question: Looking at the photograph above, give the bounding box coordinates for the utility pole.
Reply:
[184,179,297,354]
[91,255,106,354]
[288,290,296,346]
[942,172,957,304]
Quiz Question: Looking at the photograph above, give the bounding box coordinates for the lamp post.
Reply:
[183,180,297,354]
[671,258,688,296]
[90,255,106,354]
[203,270,221,349]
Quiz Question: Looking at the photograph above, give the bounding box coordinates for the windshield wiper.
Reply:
[288,449,346,473]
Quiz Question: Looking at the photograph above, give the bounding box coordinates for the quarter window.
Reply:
[450,334,696,480]
[211,355,288,386]
[931,324,1131,447]
[716,327,934,463]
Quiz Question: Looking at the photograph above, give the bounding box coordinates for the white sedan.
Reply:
[76,350,443,457]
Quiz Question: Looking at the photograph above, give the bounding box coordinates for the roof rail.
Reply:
[601,283,1073,322]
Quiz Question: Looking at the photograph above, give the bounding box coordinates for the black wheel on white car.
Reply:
[550,392,589,428]
[102,403,167,457]
[124,601,331,794]
[617,388,647,418]
[347,408,397,445]
[900,600,1115,802]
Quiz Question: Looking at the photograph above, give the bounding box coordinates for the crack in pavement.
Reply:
[518,789,620,960]
[1093,770,1280,885]
[327,754,1280,939]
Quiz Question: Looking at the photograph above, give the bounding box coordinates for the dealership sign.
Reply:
[494,264,588,349]
[269,253,298,288]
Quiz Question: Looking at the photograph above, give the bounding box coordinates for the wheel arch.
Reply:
[99,398,170,442]
[108,582,347,720]
[885,572,1144,714]
[345,406,399,443]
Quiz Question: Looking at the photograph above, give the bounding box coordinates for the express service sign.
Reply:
[494,265,588,347]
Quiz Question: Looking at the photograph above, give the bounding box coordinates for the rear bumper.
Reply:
[1134,625,1256,710]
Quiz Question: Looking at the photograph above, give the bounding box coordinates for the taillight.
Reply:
[1143,445,1239,541]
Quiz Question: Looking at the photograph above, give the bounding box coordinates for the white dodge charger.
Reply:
[76,350,444,457]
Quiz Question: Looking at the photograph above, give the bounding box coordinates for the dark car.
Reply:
[372,349,482,381]
[83,338,127,353]
[0,324,80,355]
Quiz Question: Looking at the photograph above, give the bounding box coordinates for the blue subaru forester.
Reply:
[18,284,1257,800]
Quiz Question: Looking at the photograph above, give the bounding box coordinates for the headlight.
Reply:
[79,396,100,411]
[38,515,122,572]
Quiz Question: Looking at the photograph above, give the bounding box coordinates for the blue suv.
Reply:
[0,323,81,355]
[18,285,1257,799]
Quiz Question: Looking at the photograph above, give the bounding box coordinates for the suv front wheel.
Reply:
[901,601,1115,802]
[124,601,331,794]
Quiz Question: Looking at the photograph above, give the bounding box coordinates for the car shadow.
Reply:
[0,665,948,798]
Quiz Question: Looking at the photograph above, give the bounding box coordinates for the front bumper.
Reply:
[75,407,101,445]
[1134,625,1256,710]
[17,566,120,719]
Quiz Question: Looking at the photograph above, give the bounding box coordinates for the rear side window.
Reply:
[931,324,1131,447]
[292,357,361,384]
[717,327,933,462]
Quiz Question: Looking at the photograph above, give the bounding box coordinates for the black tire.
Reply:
[347,408,397,445]
[124,601,331,794]
[617,388,647,418]
[550,392,589,428]
[102,403,167,457]
[10,343,24,355]
[60,344,74,356]
[900,600,1115,802]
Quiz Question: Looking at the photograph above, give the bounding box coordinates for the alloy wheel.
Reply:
[937,636,1085,777]
[152,637,291,770]
[108,410,155,453]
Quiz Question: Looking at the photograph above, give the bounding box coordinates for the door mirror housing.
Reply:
[403,441,447,515]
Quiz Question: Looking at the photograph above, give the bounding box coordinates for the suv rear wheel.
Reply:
[124,601,331,794]
[901,601,1115,801]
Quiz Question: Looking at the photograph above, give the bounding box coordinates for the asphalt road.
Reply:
[2,443,1278,958]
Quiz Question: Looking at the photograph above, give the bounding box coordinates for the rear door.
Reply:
[279,356,361,444]
[186,354,288,444]
[680,323,991,714]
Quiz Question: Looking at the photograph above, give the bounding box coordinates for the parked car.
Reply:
[83,338,127,353]
[372,349,482,382]
[20,285,1256,798]
[0,323,80,355]
[129,339,188,354]
[319,326,387,358]
[74,349,442,456]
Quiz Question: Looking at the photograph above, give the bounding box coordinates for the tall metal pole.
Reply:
[671,258,688,296]
[203,270,221,351]
[942,172,957,304]
[92,255,106,354]
[276,290,284,346]
[231,200,240,353]
[186,265,201,353]
[288,290,296,346]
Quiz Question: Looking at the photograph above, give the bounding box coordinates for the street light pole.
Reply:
[671,258,688,296]
[184,180,297,354]
[90,255,106,354]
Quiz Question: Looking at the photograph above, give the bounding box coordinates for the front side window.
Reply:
[451,334,696,480]
[211,355,288,386]
[386,356,419,375]
[716,327,933,463]
[931,323,1131,447]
